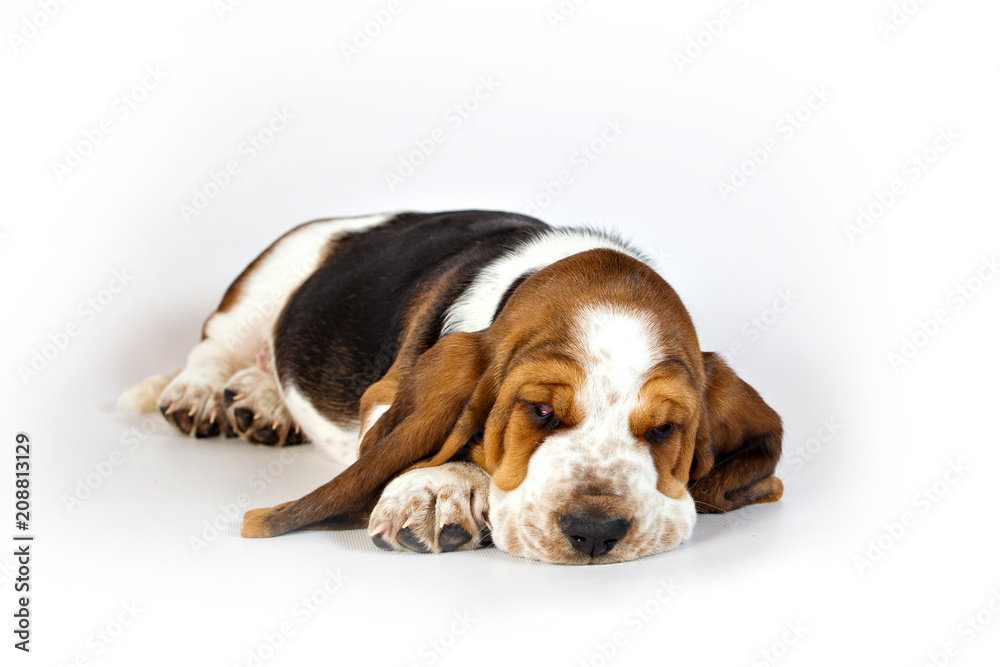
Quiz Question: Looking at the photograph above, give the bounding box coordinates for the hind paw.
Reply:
[158,376,229,438]
[223,368,305,446]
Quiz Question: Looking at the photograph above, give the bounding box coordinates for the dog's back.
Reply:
[274,210,549,425]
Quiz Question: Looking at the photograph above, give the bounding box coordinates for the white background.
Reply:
[3,1,999,665]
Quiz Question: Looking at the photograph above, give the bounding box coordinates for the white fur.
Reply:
[360,403,391,441]
[282,385,361,466]
[117,368,181,411]
[369,461,491,552]
[488,305,696,562]
[442,228,642,335]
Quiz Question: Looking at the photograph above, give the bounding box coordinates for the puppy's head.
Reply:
[243,249,782,564]
[468,250,703,563]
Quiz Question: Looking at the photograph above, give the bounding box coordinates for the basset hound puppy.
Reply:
[121,210,784,564]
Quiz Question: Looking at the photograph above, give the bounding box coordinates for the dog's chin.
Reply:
[487,485,697,565]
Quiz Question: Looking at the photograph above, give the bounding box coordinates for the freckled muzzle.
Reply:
[487,463,695,564]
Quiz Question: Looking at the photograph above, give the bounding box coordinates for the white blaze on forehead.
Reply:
[575,305,661,417]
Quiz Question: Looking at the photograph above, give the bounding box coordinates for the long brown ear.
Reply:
[241,332,492,538]
[688,352,784,513]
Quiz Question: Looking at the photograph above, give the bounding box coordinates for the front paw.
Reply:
[368,462,491,553]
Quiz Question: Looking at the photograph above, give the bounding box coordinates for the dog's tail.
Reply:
[116,368,182,412]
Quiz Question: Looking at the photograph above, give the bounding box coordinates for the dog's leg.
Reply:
[367,462,492,553]
[148,213,398,443]
[157,336,246,438]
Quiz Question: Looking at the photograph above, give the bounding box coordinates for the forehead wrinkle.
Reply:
[646,357,697,388]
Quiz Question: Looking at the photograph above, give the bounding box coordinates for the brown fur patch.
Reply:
[687,352,784,513]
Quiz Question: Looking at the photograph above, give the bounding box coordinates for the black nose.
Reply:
[559,514,630,558]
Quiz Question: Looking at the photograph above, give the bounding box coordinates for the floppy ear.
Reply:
[687,352,784,513]
[241,332,492,538]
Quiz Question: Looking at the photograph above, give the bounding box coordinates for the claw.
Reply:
[370,523,391,551]
[285,424,305,446]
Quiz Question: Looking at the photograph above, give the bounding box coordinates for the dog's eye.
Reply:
[645,422,675,444]
[529,403,560,428]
